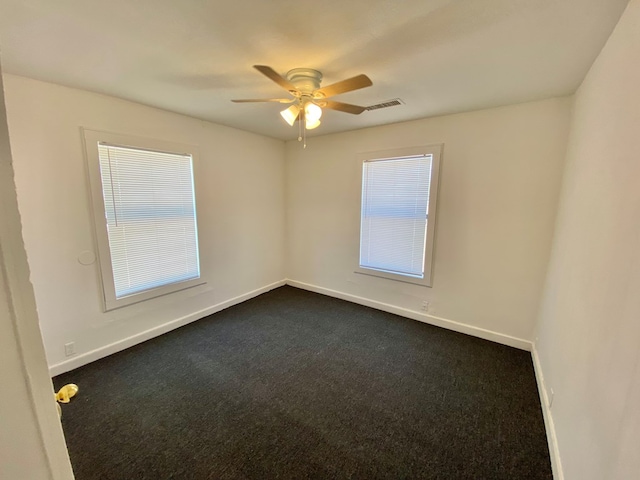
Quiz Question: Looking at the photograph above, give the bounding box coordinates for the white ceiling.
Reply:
[0,0,629,140]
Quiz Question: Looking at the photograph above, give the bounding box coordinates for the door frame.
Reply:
[0,60,75,479]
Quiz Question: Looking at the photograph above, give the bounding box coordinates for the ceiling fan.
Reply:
[232,65,373,146]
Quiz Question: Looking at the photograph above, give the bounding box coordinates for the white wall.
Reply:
[0,65,73,479]
[3,75,286,373]
[286,98,571,345]
[534,1,640,479]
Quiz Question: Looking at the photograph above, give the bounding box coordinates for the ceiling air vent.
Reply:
[365,98,404,111]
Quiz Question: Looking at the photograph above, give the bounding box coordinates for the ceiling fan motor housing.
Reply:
[286,68,323,95]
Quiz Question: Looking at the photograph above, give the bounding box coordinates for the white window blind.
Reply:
[97,143,200,299]
[360,154,433,278]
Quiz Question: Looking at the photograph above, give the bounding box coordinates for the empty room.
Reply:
[1,0,638,479]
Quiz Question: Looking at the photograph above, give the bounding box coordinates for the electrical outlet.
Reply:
[421,301,429,312]
[64,342,76,357]
[548,388,555,408]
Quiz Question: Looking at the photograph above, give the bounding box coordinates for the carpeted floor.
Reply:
[54,286,551,479]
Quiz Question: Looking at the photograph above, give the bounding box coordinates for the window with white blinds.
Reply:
[84,129,203,310]
[357,145,441,286]
[98,143,200,299]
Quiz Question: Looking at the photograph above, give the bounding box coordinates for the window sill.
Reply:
[104,278,207,311]
[354,267,432,287]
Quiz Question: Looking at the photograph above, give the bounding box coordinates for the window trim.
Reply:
[82,129,205,311]
[355,144,442,287]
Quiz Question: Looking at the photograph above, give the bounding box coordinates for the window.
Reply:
[357,145,442,286]
[83,130,203,311]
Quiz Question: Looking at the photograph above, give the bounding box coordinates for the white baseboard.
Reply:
[49,279,286,376]
[285,279,532,351]
[532,345,564,480]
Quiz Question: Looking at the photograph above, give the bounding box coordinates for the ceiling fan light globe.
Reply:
[305,102,322,121]
[305,118,321,130]
[280,105,299,126]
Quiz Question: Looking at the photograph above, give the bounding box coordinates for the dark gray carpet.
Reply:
[54,286,551,479]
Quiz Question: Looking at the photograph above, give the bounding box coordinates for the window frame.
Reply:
[82,129,205,311]
[355,144,442,287]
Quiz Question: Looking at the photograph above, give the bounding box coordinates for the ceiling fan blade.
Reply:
[315,74,372,98]
[322,100,367,115]
[231,98,294,103]
[253,65,297,92]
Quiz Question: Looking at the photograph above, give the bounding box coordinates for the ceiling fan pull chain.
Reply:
[301,108,307,148]
[298,108,303,143]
